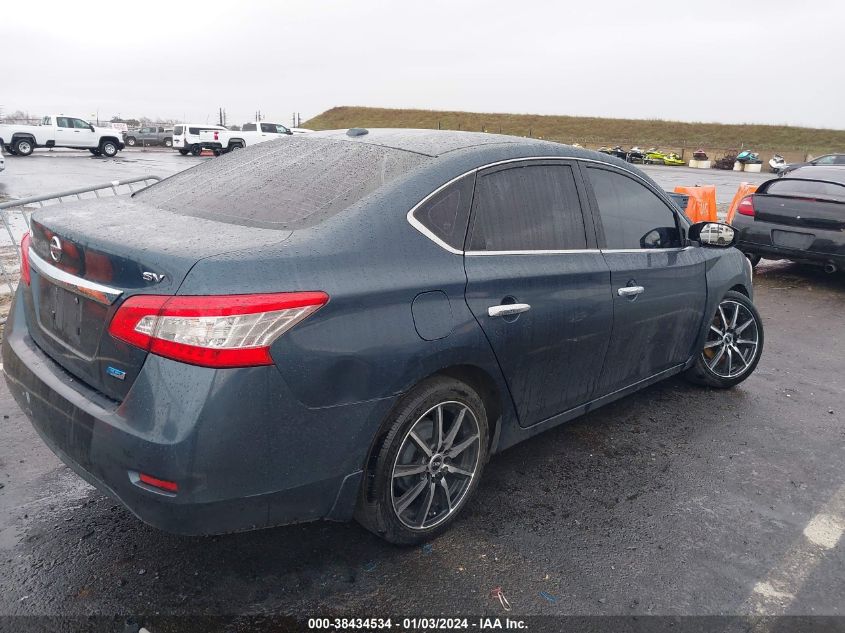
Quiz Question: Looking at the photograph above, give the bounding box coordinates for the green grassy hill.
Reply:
[304,106,845,158]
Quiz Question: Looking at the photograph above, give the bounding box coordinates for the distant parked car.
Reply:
[779,153,845,176]
[0,115,125,157]
[2,130,762,544]
[172,123,227,156]
[0,152,5,173]
[199,121,293,154]
[732,165,845,272]
[124,126,173,148]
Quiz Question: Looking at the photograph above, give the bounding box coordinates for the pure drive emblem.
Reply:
[49,236,62,263]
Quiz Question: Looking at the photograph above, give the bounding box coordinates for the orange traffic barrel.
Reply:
[674,185,717,223]
[726,183,759,224]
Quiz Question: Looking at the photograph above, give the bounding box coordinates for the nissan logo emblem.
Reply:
[49,236,63,263]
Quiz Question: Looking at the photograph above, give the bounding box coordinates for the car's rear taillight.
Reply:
[213,131,219,140]
[20,232,32,286]
[108,292,328,368]
[737,196,756,217]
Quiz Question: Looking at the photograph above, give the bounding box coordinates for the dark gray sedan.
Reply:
[2,130,763,544]
[732,165,845,272]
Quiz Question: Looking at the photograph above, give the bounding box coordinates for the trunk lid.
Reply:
[24,197,290,401]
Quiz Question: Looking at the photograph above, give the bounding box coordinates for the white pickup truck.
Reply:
[0,115,125,157]
[199,121,294,155]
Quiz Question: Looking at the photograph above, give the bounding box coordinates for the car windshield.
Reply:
[136,136,428,229]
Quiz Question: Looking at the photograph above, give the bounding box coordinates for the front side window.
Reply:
[469,164,587,251]
[814,155,836,165]
[587,167,681,250]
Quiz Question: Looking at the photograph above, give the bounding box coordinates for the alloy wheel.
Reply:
[390,401,481,530]
[702,299,760,379]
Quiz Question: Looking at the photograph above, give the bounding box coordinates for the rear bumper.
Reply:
[1,293,383,535]
[733,218,845,266]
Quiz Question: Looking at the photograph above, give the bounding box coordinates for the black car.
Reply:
[732,165,845,272]
[2,130,763,544]
[779,153,845,176]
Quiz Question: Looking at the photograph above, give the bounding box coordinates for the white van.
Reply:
[172,123,227,156]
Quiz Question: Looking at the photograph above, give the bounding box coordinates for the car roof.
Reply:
[784,165,845,183]
[311,128,562,157]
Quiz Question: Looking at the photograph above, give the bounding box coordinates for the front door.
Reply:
[464,160,613,427]
[71,118,98,148]
[583,165,707,396]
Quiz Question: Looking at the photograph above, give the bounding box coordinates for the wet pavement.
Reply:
[0,148,842,629]
[1,262,843,626]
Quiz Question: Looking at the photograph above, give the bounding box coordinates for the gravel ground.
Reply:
[0,149,841,631]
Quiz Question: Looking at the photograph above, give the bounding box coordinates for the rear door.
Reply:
[584,165,707,396]
[464,160,613,427]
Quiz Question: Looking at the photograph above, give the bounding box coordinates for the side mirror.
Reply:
[89,124,95,132]
[689,222,737,248]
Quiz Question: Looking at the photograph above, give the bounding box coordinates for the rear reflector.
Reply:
[20,232,32,286]
[108,292,329,368]
[139,472,179,493]
[737,196,756,217]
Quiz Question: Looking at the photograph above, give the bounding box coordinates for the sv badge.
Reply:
[142,271,166,283]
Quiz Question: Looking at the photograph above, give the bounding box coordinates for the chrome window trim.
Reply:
[406,156,689,255]
[28,248,123,305]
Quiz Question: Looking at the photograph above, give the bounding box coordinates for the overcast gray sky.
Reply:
[2,0,842,129]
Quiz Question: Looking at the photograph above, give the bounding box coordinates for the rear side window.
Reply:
[56,117,72,128]
[137,137,428,229]
[765,179,845,202]
[413,174,475,250]
[587,167,681,250]
[243,123,257,131]
[173,126,183,135]
[469,164,587,251]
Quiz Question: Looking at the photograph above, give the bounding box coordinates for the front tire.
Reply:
[125,136,137,147]
[13,138,33,156]
[355,377,488,545]
[744,252,762,267]
[100,140,118,157]
[684,290,764,388]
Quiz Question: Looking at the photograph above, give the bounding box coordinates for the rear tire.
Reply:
[355,376,488,545]
[190,145,202,156]
[178,149,189,155]
[100,140,118,157]
[228,142,244,152]
[684,290,764,389]
[13,138,33,156]
[163,138,173,147]
[4,145,17,155]
[125,136,137,147]
[89,148,102,156]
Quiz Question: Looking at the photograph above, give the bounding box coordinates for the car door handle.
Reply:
[488,303,531,317]
[617,286,645,297]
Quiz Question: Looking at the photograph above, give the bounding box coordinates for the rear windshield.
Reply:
[136,136,428,229]
[765,179,845,203]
